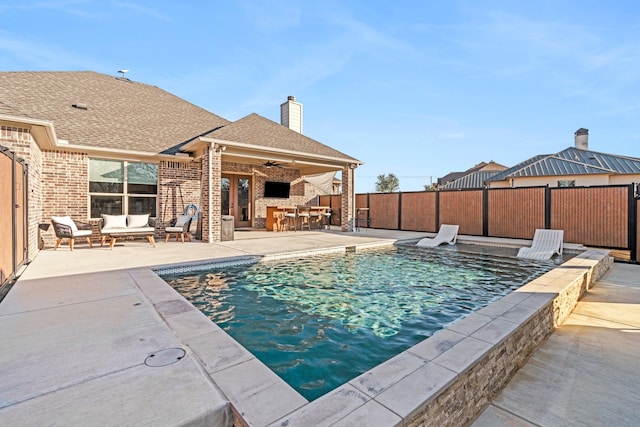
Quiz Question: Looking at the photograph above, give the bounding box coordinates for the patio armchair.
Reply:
[51,215,93,251]
[164,215,193,243]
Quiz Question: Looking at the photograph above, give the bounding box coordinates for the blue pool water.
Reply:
[159,244,561,401]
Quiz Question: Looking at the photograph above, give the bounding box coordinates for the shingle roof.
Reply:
[0,100,29,117]
[488,147,640,182]
[2,71,359,165]
[0,71,231,153]
[207,113,357,160]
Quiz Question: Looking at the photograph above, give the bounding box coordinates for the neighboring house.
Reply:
[438,161,507,189]
[0,71,361,255]
[487,129,640,188]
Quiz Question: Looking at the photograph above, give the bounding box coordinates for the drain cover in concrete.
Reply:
[145,348,186,367]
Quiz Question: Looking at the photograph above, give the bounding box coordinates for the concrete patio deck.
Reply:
[472,261,640,426]
[0,228,638,426]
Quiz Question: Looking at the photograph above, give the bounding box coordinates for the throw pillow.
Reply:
[174,215,191,227]
[127,214,150,228]
[51,215,78,232]
[102,214,127,229]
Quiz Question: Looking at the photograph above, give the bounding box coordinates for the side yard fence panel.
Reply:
[399,192,437,232]
[318,194,343,226]
[488,187,546,239]
[550,186,629,248]
[439,190,483,236]
[368,193,399,229]
[637,198,640,262]
[351,183,638,262]
[0,148,12,286]
[1,145,28,291]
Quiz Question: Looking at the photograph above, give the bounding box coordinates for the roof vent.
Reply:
[71,103,88,110]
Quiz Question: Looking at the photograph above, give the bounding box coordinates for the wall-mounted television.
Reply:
[264,181,290,198]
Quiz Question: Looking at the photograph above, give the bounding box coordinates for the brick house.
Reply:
[0,71,361,257]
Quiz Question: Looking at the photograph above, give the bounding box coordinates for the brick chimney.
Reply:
[280,95,303,134]
[574,128,588,150]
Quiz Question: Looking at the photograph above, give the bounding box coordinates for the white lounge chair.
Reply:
[417,224,459,247]
[517,229,564,260]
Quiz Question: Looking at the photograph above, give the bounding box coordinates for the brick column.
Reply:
[211,146,222,242]
[341,164,355,231]
[200,144,223,242]
[200,147,210,242]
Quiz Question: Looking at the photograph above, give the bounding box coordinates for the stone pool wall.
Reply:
[403,249,613,427]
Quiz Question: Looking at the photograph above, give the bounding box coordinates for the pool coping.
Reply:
[135,243,612,427]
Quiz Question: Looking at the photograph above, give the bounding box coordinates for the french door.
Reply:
[221,175,252,228]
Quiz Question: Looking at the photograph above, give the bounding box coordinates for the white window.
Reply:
[89,159,158,218]
[557,180,576,187]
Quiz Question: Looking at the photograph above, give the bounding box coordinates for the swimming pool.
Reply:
[158,244,561,401]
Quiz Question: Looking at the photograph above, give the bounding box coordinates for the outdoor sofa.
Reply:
[99,214,156,250]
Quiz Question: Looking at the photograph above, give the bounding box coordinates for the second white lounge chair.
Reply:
[517,229,564,260]
[417,224,459,247]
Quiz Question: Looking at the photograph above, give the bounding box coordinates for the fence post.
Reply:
[435,190,440,230]
[397,192,402,230]
[629,184,637,263]
[544,185,552,229]
[482,187,489,237]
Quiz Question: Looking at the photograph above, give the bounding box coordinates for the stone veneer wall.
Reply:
[404,251,614,427]
[221,162,327,230]
[253,166,301,229]
[0,126,43,258]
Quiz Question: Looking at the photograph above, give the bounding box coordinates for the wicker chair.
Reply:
[164,215,192,243]
[51,216,93,251]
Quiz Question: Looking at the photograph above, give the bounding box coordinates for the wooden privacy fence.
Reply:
[321,184,640,262]
[1,145,28,291]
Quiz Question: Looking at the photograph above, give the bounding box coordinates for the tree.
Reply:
[375,173,400,193]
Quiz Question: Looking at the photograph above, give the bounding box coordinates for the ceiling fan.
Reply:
[263,160,284,168]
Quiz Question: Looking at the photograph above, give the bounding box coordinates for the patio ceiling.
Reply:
[183,136,357,176]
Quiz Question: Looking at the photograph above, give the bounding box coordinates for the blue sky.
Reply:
[2,1,640,192]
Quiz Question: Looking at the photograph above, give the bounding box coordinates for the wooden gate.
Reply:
[1,146,28,291]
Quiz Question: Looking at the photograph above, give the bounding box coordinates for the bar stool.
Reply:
[297,205,311,230]
[309,208,321,229]
[320,208,332,229]
[282,207,297,231]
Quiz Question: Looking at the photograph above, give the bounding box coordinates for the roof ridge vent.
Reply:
[71,103,88,110]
